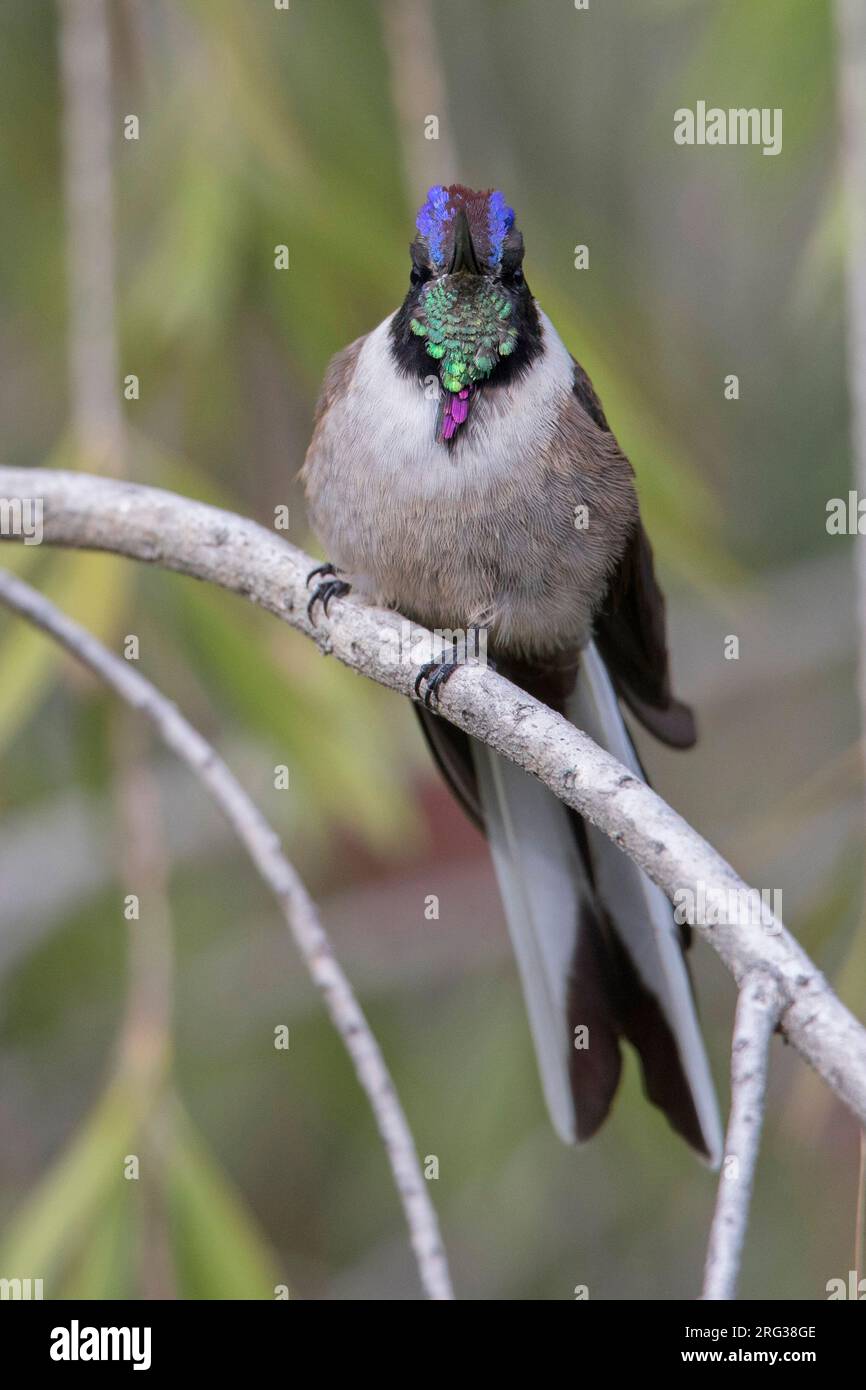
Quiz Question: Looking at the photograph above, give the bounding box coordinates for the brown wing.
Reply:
[572,356,611,432]
[594,522,696,748]
[299,334,366,486]
[570,356,696,749]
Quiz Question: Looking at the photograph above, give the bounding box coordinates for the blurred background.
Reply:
[0,0,862,1300]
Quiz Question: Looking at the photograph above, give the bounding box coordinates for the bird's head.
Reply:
[399,184,535,396]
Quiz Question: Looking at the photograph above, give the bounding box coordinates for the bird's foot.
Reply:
[306,562,351,622]
[414,626,488,707]
[414,658,461,708]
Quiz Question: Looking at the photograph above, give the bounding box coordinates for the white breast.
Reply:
[344,307,574,500]
[304,302,610,653]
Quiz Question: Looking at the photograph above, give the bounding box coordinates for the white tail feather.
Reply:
[471,743,590,1144]
[471,642,722,1165]
[567,642,723,1166]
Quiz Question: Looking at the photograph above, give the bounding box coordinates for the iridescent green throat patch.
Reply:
[409,275,519,393]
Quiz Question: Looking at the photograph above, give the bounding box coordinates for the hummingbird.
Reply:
[301,184,722,1164]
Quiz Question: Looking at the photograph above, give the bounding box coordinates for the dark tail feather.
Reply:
[605,929,710,1157]
[415,660,721,1163]
[566,894,623,1140]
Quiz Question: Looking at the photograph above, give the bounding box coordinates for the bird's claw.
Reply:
[307,562,337,585]
[306,563,351,622]
[414,658,460,708]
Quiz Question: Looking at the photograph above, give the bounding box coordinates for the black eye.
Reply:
[410,264,431,287]
[500,260,523,288]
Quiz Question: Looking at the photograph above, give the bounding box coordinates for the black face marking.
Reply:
[390,255,544,393]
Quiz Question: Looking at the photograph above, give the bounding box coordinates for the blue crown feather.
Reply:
[416,185,453,265]
[486,190,515,266]
[416,185,516,269]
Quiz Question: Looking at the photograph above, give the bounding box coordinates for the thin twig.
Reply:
[835,0,866,784]
[380,0,460,205]
[834,0,866,1279]
[702,970,783,1300]
[1,465,865,1134]
[60,4,178,1293]
[0,566,454,1302]
[58,0,124,472]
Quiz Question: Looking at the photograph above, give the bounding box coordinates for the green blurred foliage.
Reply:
[0,0,861,1301]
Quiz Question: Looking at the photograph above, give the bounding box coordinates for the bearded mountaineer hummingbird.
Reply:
[301,184,722,1164]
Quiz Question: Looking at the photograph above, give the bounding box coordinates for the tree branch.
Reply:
[1,465,866,1139]
[835,0,866,785]
[702,970,783,1300]
[0,564,454,1302]
[58,0,124,471]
